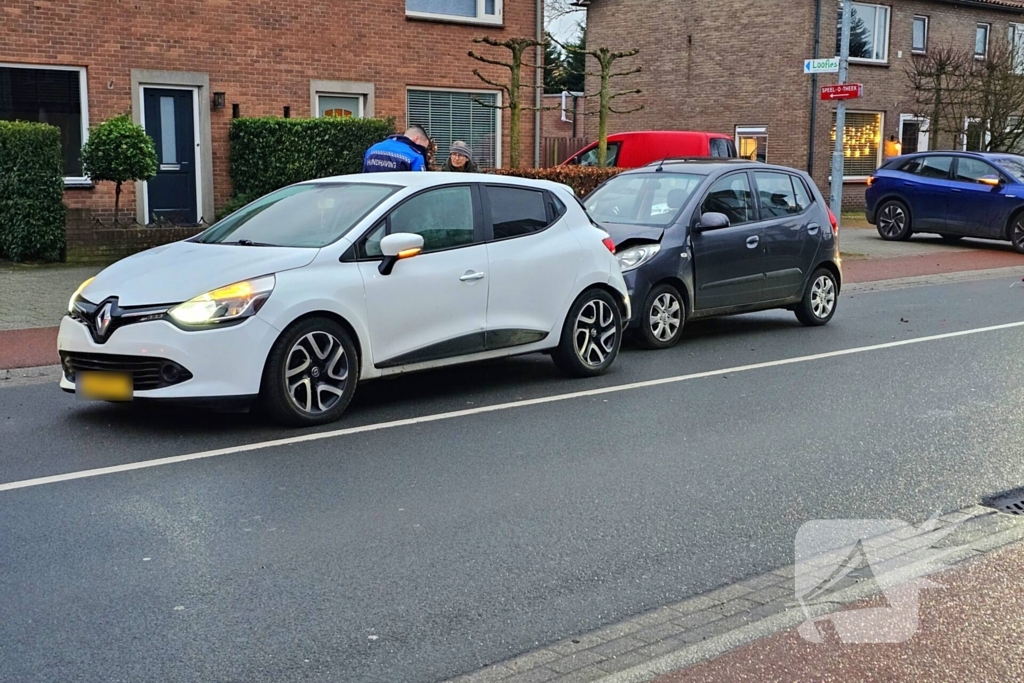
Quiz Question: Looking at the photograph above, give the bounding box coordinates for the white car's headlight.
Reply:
[616,244,661,273]
[168,275,275,327]
[68,276,96,313]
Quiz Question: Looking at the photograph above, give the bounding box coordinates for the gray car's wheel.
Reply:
[636,283,685,350]
[262,317,358,427]
[795,268,838,327]
[552,288,622,377]
[1010,214,1024,254]
[876,200,913,241]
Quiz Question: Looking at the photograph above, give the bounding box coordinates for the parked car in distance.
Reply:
[584,159,841,349]
[866,151,1024,253]
[60,173,630,426]
[561,131,738,168]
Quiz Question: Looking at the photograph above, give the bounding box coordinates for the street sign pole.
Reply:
[831,0,853,222]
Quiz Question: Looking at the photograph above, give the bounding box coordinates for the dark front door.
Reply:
[143,88,198,224]
[691,172,765,310]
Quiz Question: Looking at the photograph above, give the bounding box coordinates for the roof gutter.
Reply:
[535,0,543,167]
[932,0,1024,13]
[808,0,822,176]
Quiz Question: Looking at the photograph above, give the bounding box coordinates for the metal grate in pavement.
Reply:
[982,488,1024,516]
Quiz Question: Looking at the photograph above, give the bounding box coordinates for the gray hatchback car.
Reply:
[585,159,842,349]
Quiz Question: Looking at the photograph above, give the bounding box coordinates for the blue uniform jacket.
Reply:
[363,135,428,173]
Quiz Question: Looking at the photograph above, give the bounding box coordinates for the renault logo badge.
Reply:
[95,302,114,338]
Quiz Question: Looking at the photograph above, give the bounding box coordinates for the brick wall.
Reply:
[585,0,1024,208]
[542,93,588,138]
[64,210,204,264]
[1,0,540,220]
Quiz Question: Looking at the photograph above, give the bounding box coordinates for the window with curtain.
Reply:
[830,112,883,178]
[837,2,890,62]
[406,0,501,23]
[407,89,499,168]
[0,65,87,179]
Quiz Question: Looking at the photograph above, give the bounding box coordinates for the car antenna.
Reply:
[655,156,669,173]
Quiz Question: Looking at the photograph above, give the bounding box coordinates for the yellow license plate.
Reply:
[77,371,133,401]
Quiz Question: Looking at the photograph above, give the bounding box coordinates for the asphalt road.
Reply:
[2,276,1024,683]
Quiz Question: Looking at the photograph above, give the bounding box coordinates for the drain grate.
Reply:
[982,488,1024,515]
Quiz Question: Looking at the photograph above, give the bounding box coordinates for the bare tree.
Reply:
[545,0,586,24]
[906,40,1024,152]
[559,41,643,166]
[469,36,556,168]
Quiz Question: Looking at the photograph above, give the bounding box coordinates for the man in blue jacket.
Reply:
[363,125,430,172]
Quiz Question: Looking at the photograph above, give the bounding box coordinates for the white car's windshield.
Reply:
[585,172,705,226]
[197,183,397,248]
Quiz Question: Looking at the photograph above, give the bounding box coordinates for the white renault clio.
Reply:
[60,173,630,426]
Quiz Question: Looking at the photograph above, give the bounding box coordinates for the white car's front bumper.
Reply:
[57,314,281,399]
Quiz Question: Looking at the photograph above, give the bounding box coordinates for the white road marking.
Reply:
[3,320,1024,493]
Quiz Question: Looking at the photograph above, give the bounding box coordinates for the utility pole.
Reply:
[830,0,852,221]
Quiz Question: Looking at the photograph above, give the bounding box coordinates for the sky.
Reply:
[547,9,585,44]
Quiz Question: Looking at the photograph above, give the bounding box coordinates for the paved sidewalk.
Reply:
[0,262,100,331]
[659,538,1024,682]
[448,504,1024,683]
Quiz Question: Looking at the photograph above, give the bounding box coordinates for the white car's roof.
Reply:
[302,171,574,195]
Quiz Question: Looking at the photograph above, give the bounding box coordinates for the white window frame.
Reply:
[899,114,930,153]
[138,84,203,225]
[963,117,992,151]
[912,15,929,54]
[834,110,885,181]
[976,23,991,60]
[406,0,502,25]
[735,126,768,162]
[1009,23,1024,74]
[316,93,365,118]
[406,86,503,168]
[846,2,891,65]
[1,62,90,187]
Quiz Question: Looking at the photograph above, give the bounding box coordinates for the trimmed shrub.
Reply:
[0,121,66,262]
[228,116,395,203]
[489,166,624,197]
[80,114,157,222]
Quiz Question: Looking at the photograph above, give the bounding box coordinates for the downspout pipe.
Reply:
[535,0,543,167]
[809,0,822,175]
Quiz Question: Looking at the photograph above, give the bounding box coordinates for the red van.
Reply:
[561,131,738,168]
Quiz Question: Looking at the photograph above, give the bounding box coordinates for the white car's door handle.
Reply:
[460,271,486,282]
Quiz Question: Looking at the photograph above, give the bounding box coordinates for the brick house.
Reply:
[584,0,1024,207]
[1,0,542,230]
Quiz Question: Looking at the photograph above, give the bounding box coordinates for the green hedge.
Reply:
[0,121,66,262]
[227,116,395,204]
[489,166,624,198]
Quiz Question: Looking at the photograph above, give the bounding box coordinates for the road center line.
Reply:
[4,319,1024,493]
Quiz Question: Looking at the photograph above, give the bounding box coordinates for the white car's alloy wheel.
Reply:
[286,331,350,414]
[574,299,617,367]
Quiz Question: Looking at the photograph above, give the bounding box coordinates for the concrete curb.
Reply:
[0,364,62,389]
[446,505,1024,683]
[844,265,1024,293]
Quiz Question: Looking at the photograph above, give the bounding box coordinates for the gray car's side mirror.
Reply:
[695,212,730,231]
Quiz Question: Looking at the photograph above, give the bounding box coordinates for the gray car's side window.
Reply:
[700,173,757,227]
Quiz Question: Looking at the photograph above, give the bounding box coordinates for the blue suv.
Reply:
[865,151,1024,253]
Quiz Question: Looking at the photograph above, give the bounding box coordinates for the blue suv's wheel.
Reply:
[876,200,913,241]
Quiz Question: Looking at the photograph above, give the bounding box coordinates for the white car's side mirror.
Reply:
[379,233,425,275]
